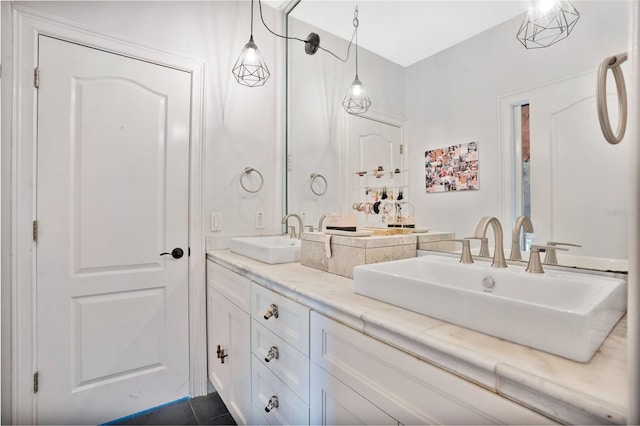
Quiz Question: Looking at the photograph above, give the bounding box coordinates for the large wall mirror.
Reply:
[286,0,634,272]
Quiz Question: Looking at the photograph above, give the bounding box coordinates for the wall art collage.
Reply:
[425,142,478,193]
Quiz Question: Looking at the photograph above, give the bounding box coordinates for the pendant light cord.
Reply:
[250,0,254,37]
[258,0,357,63]
[354,7,359,75]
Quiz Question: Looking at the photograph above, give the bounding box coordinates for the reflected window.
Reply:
[521,104,531,219]
[513,103,532,251]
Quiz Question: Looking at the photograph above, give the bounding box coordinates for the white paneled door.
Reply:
[35,35,191,425]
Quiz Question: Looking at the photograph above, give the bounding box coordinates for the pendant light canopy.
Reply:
[232,0,270,87]
[517,0,580,49]
[342,7,371,115]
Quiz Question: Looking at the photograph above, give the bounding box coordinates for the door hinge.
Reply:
[33,220,38,242]
[33,372,39,394]
[400,144,404,155]
[34,67,40,89]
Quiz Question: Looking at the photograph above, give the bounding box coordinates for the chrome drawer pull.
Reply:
[263,304,279,320]
[264,346,279,362]
[265,395,279,413]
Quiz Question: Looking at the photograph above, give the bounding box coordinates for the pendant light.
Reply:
[342,7,371,115]
[232,0,270,87]
[517,0,580,49]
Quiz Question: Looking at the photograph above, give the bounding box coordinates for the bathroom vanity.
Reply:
[206,250,627,425]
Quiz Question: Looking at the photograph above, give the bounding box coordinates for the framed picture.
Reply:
[425,142,478,193]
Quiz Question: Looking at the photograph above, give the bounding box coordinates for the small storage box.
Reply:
[301,233,417,279]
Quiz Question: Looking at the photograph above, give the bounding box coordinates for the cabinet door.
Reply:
[310,363,398,426]
[207,287,251,425]
[311,312,554,425]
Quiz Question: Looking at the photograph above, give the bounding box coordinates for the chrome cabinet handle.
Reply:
[265,395,279,413]
[263,304,279,320]
[160,248,184,259]
[264,346,279,363]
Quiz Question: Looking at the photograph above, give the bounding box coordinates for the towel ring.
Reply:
[240,167,264,193]
[597,52,628,145]
[310,173,328,196]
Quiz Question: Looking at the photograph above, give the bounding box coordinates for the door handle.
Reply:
[160,248,184,259]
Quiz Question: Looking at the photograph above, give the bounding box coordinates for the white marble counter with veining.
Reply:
[206,250,627,425]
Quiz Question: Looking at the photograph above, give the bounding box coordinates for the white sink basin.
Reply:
[230,236,301,264]
[354,254,627,362]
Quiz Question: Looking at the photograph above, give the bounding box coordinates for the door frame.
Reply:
[6,6,207,424]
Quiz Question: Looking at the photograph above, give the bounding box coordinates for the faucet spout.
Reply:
[473,216,507,268]
[318,214,327,232]
[510,216,534,261]
[281,214,303,239]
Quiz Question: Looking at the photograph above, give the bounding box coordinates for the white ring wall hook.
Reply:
[597,52,628,145]
[310,173,328,196]
[240,167,264,193]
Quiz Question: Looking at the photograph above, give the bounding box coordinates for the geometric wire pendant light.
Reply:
[232,0,270,87]
[342,7,372,115]
[517,0,580,49]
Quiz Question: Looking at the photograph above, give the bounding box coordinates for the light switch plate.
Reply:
[210,212,222,231]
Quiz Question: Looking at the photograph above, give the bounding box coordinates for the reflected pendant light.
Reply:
[517,0,580,49]
[342,7,371,115]
[232,0,270,87]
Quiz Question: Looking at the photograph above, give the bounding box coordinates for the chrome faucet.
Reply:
[543,241,582,265]
[510,216,534,261]
[281,214,303,239]
[526,245,569,273]
[318,214,327,232]
[472,216,507,268]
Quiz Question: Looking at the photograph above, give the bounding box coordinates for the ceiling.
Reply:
[284,1,531,67]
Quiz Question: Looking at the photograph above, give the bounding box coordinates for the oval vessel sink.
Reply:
[353,254,626,362]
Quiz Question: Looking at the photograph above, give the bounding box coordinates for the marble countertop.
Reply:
[206,250,627,425]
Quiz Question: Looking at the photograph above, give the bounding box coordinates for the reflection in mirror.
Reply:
[286,1,633,272]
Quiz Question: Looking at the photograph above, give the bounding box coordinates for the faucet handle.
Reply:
[442,239,474,264]
[544,241,580,265]
[527,245,569,273]
[464,236,490,257]
[304,225,316,233]
[546,241,582,247]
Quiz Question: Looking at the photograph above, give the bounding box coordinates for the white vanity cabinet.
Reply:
[207,256,559,426]
[206,262,252,425]
[310,312,555,425]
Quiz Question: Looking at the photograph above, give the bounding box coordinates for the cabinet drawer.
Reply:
[251,356,309,425]
[311,312,554,425]
[207,261,251,312]
[252,319,310,404]
[251,283,310,356]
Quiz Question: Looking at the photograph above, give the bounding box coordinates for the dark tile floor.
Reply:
[111,392,236,425]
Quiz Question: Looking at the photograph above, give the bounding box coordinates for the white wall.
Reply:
[406,1,632,242]
[1,1,285,421]
[14,1,286,245]
[287,16,405,228]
